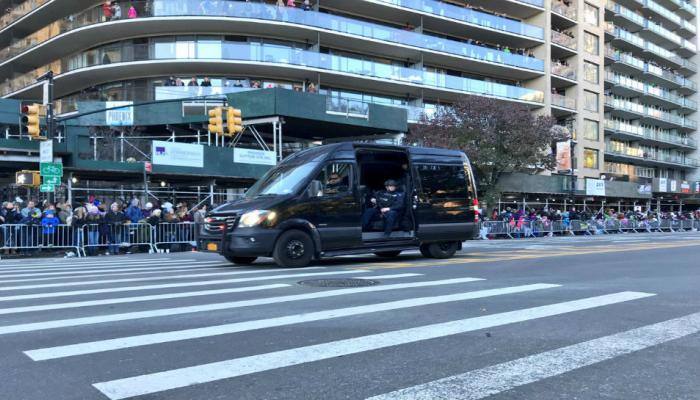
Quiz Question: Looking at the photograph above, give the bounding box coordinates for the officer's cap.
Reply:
[384,179,398,186]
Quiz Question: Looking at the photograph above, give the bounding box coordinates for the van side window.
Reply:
[313,163,352,197]
[416,164,468,199]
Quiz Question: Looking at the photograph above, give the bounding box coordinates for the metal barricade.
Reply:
[0,224,82,256]
[658,219,672,232]
[153,223,199,252]
[480,221,512,238]
[82,223,154,255]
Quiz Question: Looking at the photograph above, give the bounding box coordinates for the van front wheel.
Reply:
[422,242,459,259]
[273,229,314,268]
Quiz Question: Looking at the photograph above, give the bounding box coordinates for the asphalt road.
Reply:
[0,231,699,400]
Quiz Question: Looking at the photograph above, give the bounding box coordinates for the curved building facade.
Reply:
[0,0,697,192]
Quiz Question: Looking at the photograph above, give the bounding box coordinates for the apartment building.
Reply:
[0,0,696,200]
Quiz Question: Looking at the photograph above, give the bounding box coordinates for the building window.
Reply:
[583,148,599,169]
[584,3,599,26]
[584,91,599,112]
[583,61,599,83]
[584,32,599,55]
[583,119,599,140]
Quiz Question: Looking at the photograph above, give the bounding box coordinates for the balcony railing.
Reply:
[643,0,681,26]
[551,93,576,109]
[604,120,697,148]
[0,0,545,73]
[551,63,576,80]
[375,0,544,39]
[551,31,577,50]
[0,0,50,30]
[605,145,699,167]
[0,42,545,104]
[605,71,697,110]
[551,1,577,20]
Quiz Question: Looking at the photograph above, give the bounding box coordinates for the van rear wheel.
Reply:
[421,242,458,259]
[375,250,402,258]
[273,229,314,268]
[224,255,257,265]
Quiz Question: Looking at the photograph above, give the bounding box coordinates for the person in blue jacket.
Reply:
[41,210,60,246]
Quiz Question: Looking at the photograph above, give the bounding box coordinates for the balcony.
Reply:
[551,62,577,88]
[0,0,546,81]
[551,30,577,58]
[678,19,697,38]
[1,42,545,106]
[0,0,51,31]
[642,0,682,29]
[605,71,697,111]
[551,1,577,27]
[551,93,576,117]
[605,145,699,168]
[604,120,697,148]
[370,0,544,40]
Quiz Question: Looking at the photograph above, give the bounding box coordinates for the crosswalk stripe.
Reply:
[0,262,231,281]
[26,283,558,361]
[91,291,654,400]
[0,267,324,292]
[0,269,364,303]
[366,310,700,400]
[0,283,290,317]
[0,277,482,336]
[0,258,193,272]
[355,274,423,280]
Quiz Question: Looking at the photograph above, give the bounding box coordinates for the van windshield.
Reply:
[245,162,319,198]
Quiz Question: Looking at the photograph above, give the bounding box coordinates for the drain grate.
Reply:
[299,278,380,287]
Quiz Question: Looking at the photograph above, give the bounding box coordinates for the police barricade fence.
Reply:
[0,224,82,255]
[82,223,154,256]
[478,218,700,239]
[152,222,198,252]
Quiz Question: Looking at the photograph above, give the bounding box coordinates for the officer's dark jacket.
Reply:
[374,190,405,212]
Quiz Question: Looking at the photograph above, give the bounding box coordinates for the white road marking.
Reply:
[355,274,423,279]
[92,291,654,400]
[0,267,323,292]
[0,258,192,272]
[0,263,230,282]
[0,277,482,336]
[0,283,290,316]
[367,310,700,400]
[26,283,556,361]
[0,269,359,303]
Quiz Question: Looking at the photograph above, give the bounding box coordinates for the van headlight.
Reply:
[238,210,276,228]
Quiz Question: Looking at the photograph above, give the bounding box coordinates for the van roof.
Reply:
[282,142,466,164]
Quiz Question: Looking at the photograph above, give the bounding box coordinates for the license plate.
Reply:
[206,242,218,252]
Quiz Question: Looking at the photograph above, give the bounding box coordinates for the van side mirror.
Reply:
[307,180,323,198]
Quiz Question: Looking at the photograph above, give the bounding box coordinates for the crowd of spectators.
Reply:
[0,197,209,256]
[480,206,700,238]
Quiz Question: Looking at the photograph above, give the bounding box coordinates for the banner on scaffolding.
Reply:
[585,178,606,196]
[555,141,571,172]
[152,141,204,168]
[105,101,134,126]
[233,148,276,166]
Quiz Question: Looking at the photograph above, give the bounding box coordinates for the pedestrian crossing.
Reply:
[0,255,694,400]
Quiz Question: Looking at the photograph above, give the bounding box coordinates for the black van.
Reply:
[199,142,479,267]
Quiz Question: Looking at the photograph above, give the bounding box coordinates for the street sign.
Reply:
[39,184,55,193]
[43,176,61,185]
[39,140,53,163]
[40,162,63,177]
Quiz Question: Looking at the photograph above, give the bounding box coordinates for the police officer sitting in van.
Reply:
[362,179,404,237]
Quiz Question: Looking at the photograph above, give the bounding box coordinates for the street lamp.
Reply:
[569,138,577,206]
[160,181,167,187]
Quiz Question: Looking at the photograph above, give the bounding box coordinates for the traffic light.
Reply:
[208,107,224,135]
[16,170,40,187]
[226,107,243,136]
[20,103,41,138]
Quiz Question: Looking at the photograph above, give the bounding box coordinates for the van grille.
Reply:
[204,215,238,233]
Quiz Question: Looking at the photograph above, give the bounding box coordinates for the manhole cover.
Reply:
[298,278,380,287]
